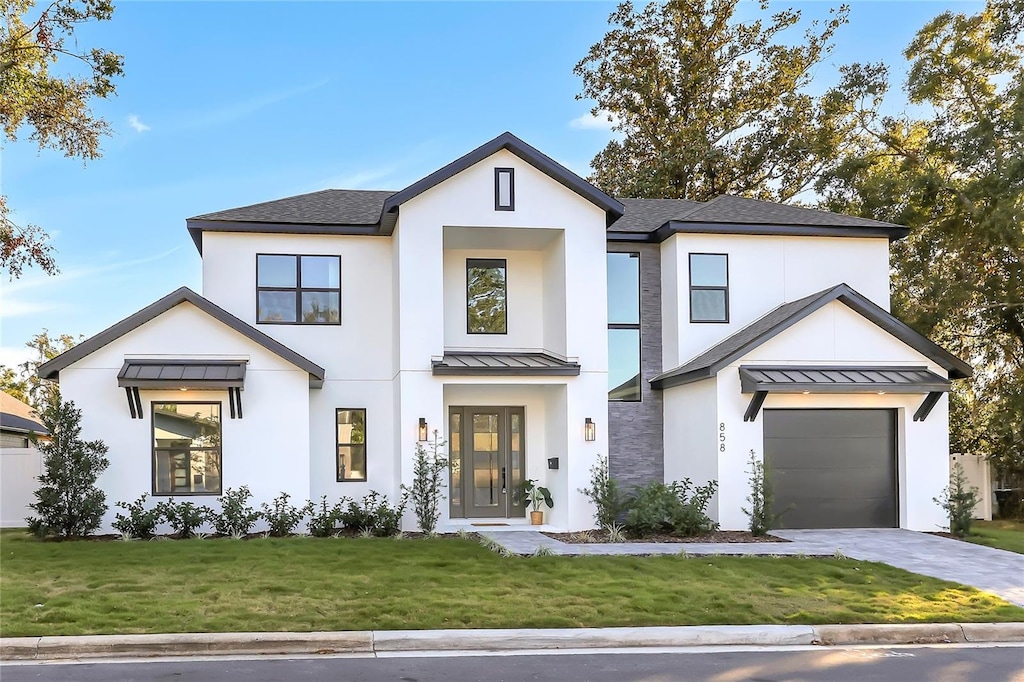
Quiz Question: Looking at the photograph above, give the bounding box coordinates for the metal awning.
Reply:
[738,365,950,423]
[117,360,247,420]
[432,352,580,376]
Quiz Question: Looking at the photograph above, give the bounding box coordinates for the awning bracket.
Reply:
[743,391,768,422]
[914,392,943,422]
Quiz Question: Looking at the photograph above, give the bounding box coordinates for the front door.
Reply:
[449,407,525,518]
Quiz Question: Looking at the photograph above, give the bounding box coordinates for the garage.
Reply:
[763,409,897,529]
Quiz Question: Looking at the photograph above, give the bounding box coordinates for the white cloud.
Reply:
[127,114,151,133]
[0,346,35,370]
[181,78,330,131]
[569,110,620,131]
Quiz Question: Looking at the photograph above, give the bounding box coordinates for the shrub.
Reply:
[623,479,718,537]
[579,455,626,529]
[158,498,210,539]
[208,486,260,537]
[112,494,163,539]
[261,492,310,537]
[26,394,110,539]
[403,434,448,534]
[935,462,981,537]
[341,491,407,537]
[741,450,786,536]
[308,496,345,537]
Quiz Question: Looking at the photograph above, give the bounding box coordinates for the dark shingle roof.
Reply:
[0,412,47,435]
[610,198,704,234]
[650,284,971,390]
[190,189,395,225]
[676,195,905,229]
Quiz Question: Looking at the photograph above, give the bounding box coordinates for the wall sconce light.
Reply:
[418,418,428,442]
[584,417,596,442]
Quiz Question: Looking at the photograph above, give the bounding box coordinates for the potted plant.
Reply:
[523,479,553,525]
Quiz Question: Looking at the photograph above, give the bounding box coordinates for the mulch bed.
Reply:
[543,530,787,544]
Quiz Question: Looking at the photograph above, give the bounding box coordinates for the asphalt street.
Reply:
[3,645,1023,682]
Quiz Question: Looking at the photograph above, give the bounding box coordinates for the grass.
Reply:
[965,519,1024,554]
[2,530,1022,637]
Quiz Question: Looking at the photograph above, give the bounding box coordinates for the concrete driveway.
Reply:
[772,529,1024,607]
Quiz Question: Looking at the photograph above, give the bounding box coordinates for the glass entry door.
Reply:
[449,407,524,518]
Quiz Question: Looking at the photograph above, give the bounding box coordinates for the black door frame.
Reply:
[448,406,526,519]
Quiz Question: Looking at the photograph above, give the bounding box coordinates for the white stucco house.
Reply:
[39,132,971,533]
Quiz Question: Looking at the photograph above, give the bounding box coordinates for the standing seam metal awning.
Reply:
[432,352,580,376]
[738,365,950,422]
[117,360,247,420]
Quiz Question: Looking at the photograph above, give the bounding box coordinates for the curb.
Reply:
[2,623,1022,661]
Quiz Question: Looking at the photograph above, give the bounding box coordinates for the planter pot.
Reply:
[530,510,544,526]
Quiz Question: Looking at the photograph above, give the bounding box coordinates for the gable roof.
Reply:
[38,287,326,387]
[381,132,625,226]
[0,390,47,435]
[650,284,972,390]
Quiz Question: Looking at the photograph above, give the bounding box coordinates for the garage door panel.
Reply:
[764,409,897,529]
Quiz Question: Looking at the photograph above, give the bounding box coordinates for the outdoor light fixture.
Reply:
[584,417,596,442]
[418,418,428,442]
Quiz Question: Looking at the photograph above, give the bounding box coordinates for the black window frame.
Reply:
[466,257,508,335]
[494,167,515,211]
[256,253,341,325]
[608,251,642,403]
[689,252,730,324]
[151,400,223,497]
[336,408,367,482]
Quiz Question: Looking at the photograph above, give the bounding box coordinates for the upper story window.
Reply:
[467,258,507,334]
[153,402,222,495]
[608,252,641,402]
[257,254,340,324]
[494,168,515,211]
[689,253,729,323]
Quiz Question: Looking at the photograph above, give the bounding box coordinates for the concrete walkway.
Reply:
[478,528,1024,607]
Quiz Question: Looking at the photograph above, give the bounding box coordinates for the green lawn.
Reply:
[2,531,1022,637]
[966,519,1024,554]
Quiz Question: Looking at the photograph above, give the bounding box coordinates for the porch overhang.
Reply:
[738,365,950,422]
[117,360,248,420]
[431,352,580,376]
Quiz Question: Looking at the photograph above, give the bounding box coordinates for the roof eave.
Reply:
[186,219,383,255]
[658,221,910,242]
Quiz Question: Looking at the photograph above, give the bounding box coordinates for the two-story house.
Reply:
[39,132,970,533]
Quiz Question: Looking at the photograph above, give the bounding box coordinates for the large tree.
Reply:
[0,329,81,407]
[0,0,124,278]
[817,0,1023,491]
[574,0,856,201]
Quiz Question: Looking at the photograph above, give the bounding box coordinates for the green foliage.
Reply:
[260,492,310,537]
[112,494,162,540]
[741,450,786,536]
[575,0,852,201]
[340,491,407,537]
[157,499,210,539]
[816,0,1024,486]
[26,393,109,539]
[466,262,506,333]
[623,480,719,538]
[0,330,82,410]
[402,432,449,534]
[935,462,982,537]
[307,496,345,537]
[578,454,627,528]
[208,486,260,537]
[523,479,553,512]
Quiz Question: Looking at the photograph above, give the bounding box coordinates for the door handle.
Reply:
[501,467,506,493]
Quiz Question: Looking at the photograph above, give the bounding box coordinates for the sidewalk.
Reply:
[3,623,1023,661]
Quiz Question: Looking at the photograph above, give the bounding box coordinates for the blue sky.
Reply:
[1,0,982,368]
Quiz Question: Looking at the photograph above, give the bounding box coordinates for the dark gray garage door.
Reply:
[763,409,897,529]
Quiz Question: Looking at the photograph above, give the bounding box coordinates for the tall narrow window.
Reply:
[336,409,366,482]
[608,252,641,401]
[152,402,222,495]
[467,258,507,334]
[257,254,341,324]
[494,168,515,211]
[689,253,729,323]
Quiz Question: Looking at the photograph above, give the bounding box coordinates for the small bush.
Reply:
[158,499,210,539]
[403,434,448,535]
[261,492,310,537]
[308,496,345,537]
[579,454,627,528]
[208,486,260,537]
[623,479,718,537]
[935,462,981,537]
[341,491,407,536]
[112,494,163,540]
[741,450,786,536]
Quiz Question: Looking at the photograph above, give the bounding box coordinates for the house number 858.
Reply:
[719,422,726,452]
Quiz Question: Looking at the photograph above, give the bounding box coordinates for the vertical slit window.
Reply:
[257,254,341,324]
[494,168,514,211]
[467,258,507,334]
[689,253,729,323]
[336,409,366,482]
[608,252,641,401]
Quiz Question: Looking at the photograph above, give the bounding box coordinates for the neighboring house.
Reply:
[1,391,47,527]
[38,132,970,533]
